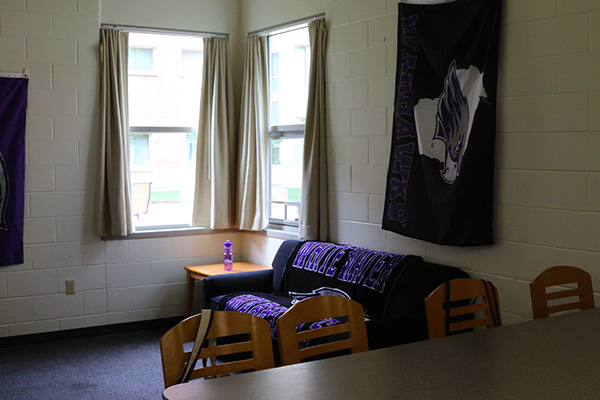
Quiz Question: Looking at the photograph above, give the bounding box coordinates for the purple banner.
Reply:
[383,0,502,246]
[284,241,419,318]
[0,77,28,266]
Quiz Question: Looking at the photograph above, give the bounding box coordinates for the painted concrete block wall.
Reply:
[240,0,325,33]
[0,0,243,338]
[324,0,600,325]
[2,0,599,338]
[0,0,106,337]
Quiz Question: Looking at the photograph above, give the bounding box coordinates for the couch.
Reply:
[202,240,468,353]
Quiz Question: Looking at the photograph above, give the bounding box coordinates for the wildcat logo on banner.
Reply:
[383,0,502,246]
[0,76,28,266]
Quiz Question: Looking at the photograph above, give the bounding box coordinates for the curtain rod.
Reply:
[248,13,325,37]
[0,69,29,79]
[398,0,458,3]
[101,23,228,39]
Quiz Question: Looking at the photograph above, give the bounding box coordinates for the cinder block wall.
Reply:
[1,0,599,338]
[325,0,600,324]
[0,0,260,338]
[0,0,110,337]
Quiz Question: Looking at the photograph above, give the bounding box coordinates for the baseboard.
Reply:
[0,316,184,348]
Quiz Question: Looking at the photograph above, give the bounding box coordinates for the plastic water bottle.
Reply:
[223,240,233,271]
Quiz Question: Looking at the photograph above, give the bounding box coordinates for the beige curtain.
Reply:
[236,36,269,231]
[192,37,236,229]
[95,29,133,237]
[299,19,328,241]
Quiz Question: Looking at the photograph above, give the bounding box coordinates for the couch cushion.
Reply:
[281,241,423,319]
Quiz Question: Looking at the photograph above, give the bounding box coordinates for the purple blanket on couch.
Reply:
[282,241,421,318]
[221,241,421,336]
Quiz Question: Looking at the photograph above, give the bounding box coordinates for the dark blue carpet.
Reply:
[0,329,167,400]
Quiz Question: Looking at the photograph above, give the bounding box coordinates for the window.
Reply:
[267,23,310,226]
[271,139,281,165]
[129,47,154,71]
[128,32,204,230]
[186,133,197,163]
[269,136,303,223]
[181,49,203,78]
[270,52,280,93]
[130,133,150,166]
[270,52,281,125]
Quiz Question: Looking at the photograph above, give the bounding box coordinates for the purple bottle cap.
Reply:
[224,240,232,249]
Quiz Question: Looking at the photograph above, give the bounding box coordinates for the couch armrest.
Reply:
[201,270,274,307]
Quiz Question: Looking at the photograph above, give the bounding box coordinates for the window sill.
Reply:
[102,226,299,241]
[265,224,299,240]
[102,226,237,240]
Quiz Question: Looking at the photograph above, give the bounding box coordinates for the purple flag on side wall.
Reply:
[0,76,28,266]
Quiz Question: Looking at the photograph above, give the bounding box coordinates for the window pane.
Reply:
[269,137,303,223]
[128,32,204,229]
[268,27,310,127]
[129,33,203,128]
[267,23,309,227]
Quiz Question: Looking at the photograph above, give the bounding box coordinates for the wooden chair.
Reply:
[530,265,595,320]
[159,310,275,388]
[424,278,502,339]
[275,296,369,366]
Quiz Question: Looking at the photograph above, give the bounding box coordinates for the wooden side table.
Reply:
[185,262,271,316]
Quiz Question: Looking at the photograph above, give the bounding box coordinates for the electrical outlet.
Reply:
[65,279,75,295]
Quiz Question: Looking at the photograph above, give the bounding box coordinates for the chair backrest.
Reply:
[159,310,275,388]
[530,265,595,320]
[424,278,502,339]
[275,296,369,366]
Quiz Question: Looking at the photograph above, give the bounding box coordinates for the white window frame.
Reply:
[129,126,198,231]
[268,127,304,227]
[265,20,314,228]
[103,24,228,236]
